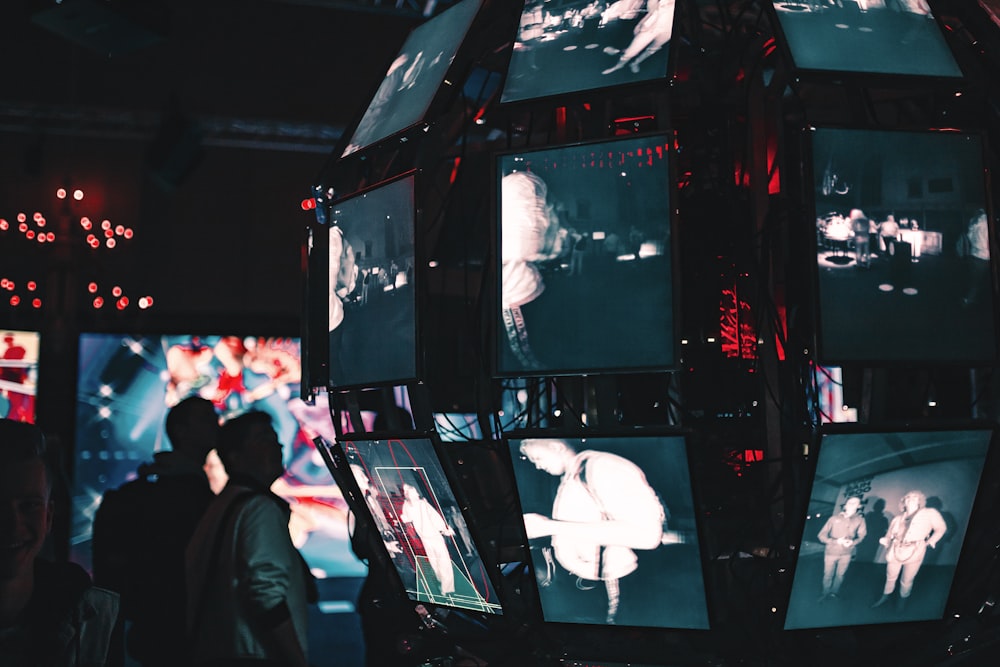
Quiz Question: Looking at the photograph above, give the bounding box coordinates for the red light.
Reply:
[123,228,134,239]
[138,296,151,309]
[56,188,67,199]
[116,296,129,310]
[31,298,41,309]
[46,232,55,242]
[115,224,125,236]
[80,217,92,230]
[33,212,42,222]
[106,238,116,249]
[36,217,46,228]
[0,219,8,230]
[10,295,20,306]
[27,281,37,291]
[17,213,26,223]
[19,222,28,233]
[89,238,100,249]
[88,282,98,293]
[93,296,104,309]
[112,286,122,297]
[26,230,35,240]
[0,279,7,289]
[73,189,84,201]
[300,198,316,211]
[101,219,111,231]
[104,229,114,238]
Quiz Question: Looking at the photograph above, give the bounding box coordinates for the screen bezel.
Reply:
[501,427,712,631]
[490,131,682,379]
[780,420,997,631]
[497,0,680,108]
[326,169,424,392]
[764,0,966,89]
[330,431,507,616]
[802,124,1000,367]
[336,0,487,159]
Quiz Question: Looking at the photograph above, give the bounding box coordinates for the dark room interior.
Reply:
[5,1,1000,666]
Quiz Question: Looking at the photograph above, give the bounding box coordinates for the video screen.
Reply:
[507,434,709,628]
[496,133,676,376]
[1,328,39,423]
[328,173,417,390]
[71,333,366,580]
[771,1,962,78]
[339,436,504,615]
[501,0,675,104]
[810,128,997,364]
[340,0,484,157]
[784,427,993,629]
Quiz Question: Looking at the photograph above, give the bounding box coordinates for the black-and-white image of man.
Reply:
[817,495,867,602]
[784,429,990,630]
[811,128,997,363]
[497,135,676,376]
[329,176,417,388]
[509,436,709,628]
[501,0,676,104]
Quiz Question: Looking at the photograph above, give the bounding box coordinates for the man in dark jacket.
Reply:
[91,396,219,667]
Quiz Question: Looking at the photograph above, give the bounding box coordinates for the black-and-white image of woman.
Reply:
[400,481,456,598]
[871,490,947,611]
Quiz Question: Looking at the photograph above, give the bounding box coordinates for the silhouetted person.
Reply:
[92,396,220,667]
[1,419,121,666]
[185,411,316,667]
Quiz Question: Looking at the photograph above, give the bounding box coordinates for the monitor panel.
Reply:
[340,0,486,157]
[328,172,419,390]
[71,332,365,580]
[338,434,504,615]
[784,425,994,629]
[809,127,998,365]
[500,0,676,104]
[770,1,962,80]
[495,133,677,377]
[506,433,709,628]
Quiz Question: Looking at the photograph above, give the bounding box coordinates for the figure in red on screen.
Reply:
[601,0,675,75]
[1,333,35,423]
[91,396,219,667]
[519,438,668,624]
[816,495,867,602]
[0,419,121,667]
[185,412,316,667]
[871,490,947,611]
[400,482,456,598]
